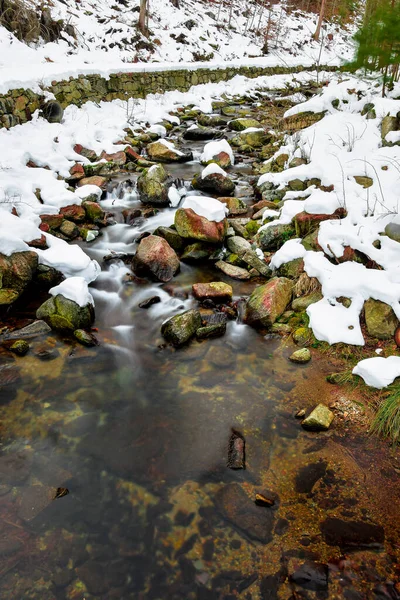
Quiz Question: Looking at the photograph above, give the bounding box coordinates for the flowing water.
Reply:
[1,157,400,599]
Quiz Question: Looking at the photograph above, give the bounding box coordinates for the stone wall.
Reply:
[0,63,337,129]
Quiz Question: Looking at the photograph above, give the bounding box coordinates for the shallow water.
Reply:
[1,150,400,600]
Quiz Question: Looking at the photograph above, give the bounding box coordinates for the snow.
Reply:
[168,186,182,208]
[201,163,227,179]
[200,140,235,166]
[270,239,306,269]
[49,276,94,307]
[353,357,400,389]
[182,196,228,222]
[158,139,184,156]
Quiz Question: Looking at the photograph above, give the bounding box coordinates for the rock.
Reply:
[181,242,218,262]
[10,340,30,356]
[82,201,105,223]
[137,164,170,206]
[192,282,233,303]
[192,172,235,196]
[381,115,399,141]
[60,204,86,223]
[200,140,233,168]
[301,404,334,431]
[153,226,185,251]
[282,111,326,132]
[227,236,252,256]
[301,228,322,251]
[36,295,95,332]
[289,561,329,591]
[278,258,304,279]
[183,125,218,140]
[288,178,307,192]
[364,299,399,339]
[242,250,271,278]
[384,222,400,243]
[74,144,98,162]
[40,213,64,229]
[228,118,262,131]
[227,430,245,469]
[354,175,373,188]
[76,561,107,596]
[257,223,294,251]
[175,208,227,243]
[231,128,267,149]
[59,219,79,239]
[219,197,248,216]
[293,327,310,345]
[34,265,63,289]
[78,175,107,189]
[289,348,311,363]
[271,323,291,334]
[0,251,38,305]
[215,483,274,544]
[292,292,323,312]
[215,261,250,280]
[320,517,384,548]
[41,100,63,123]
[138,296,161,309]
[245,277,293,328]
[146,140,192,163]
[74,329,98,346]
[198,113,228,127]
[196,322,226,339]
[4,320,51,339]
[100,150,126,165]
[133,235,180,282]
[294,208,346,237]
[161,309,202,346]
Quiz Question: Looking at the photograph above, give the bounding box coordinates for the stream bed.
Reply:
[0,109,400,600]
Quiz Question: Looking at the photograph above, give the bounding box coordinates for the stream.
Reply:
[0,109,400,600]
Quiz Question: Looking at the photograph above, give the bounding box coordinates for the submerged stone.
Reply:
[289,561,329,591]
[320,517,384,548]
[74,329,98,346]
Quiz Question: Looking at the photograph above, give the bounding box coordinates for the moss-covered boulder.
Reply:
[133,235,180,282]
[278,258,304,279]
[364,299,399,339]
[0,251,38,305]
[245,277,293,328]
[82,201,105,224]
[381,115,399,141]
[36,294,94,332]
[231,128,267,149]
[257,223,295,251]
[282,111,326,133]
[292,292,323,312]
[153,226,185,251]
[146,140,193,163]
[137,164,169,206]
[161,309,202,346]
[175,208,227,244]
[228,118,262,131]
[192,171,235,196]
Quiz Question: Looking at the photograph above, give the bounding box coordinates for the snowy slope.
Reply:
[0,0,356,82]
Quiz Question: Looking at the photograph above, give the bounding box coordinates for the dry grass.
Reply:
[293,272,322,298]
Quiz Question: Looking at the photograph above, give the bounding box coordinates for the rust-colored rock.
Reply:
[60,204,86,223]
[294,208,346,237]
[133,235,180,282]
[100,150,127,165]
[175,208,227,244]
[78,176,107,189]
[192,282,233,303]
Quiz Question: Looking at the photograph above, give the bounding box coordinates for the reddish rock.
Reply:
[133,235,180,282]
[125,146,141,162]
[337,246,356,263]
[39,222,50,233]
[252,199,278,213]
[27,235,48,249]
[40,214,64,229]
[175,208,227,244]
[60,204,86,223]
[245,277,293,328]
[213,151,231,168]
[73,144,98,162]
[67,163,85,182]
[78,176,107,189]
[294,208,346,237]
[192,282,233,303]
[100,150,127,165]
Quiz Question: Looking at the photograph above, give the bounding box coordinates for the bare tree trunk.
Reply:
[228,0,234,28]
[139,0,148,36]
[313,0,326,41]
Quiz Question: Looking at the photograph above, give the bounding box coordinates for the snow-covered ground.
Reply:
[0,0,356,93]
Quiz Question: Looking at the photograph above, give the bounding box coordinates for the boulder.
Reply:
[153,226,185,251]
[278,258,304,279]
[200,140,234,168]
[181,242,219,262]
[282,111,326,133]
[215,260,250,280]
[245,277,293,328]
[192,168,235,196]
[78,175,107,189]
[146,140,193,163]
[242,250,271,278]
[257,223,295,251]
[218,197,248,216]
[381,115,399,141]
[385,222,400,243]
[301,404,334,431]
[231,128,267,149]
[82,201,105,224]
[161,309,202,346]
[192,282,233,303]
[292,292,323,312]
[133,235,180,282]
[183,125,218,140]
[60,204,86,223]
[228,118,262,131]
[59,220,79,239]
[137,164,170,206]
[36,295,94,332]
[175,208,227,243]
[227,236,252,256]
[364,299,399,339]
[0,251,38,305]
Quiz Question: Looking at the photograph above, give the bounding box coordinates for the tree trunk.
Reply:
[313,0,327,41]
[139,0,148,36]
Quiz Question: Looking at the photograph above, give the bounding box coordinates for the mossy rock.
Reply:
[137,164,169,205]
[228,118,262,131]
[292,292,323,312]
[36,294,94,332]
[364,299,399,339]
[161,309,202,346]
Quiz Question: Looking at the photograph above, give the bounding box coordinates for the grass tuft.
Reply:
[371,386,400,444]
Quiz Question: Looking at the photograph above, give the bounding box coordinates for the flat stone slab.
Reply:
[215,260,250,280]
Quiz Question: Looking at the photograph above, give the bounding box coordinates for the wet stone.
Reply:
[289,560,329,591]
[74,329,98,346]
[215,483,274,544]
[196,321,226,339]
[302,404,334,431]
[9,339,29,356]
[227,430,245,469]
[320,517,385,549]
[76,560,107,595]
[139,295,161,309]
[295,461,327,494]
